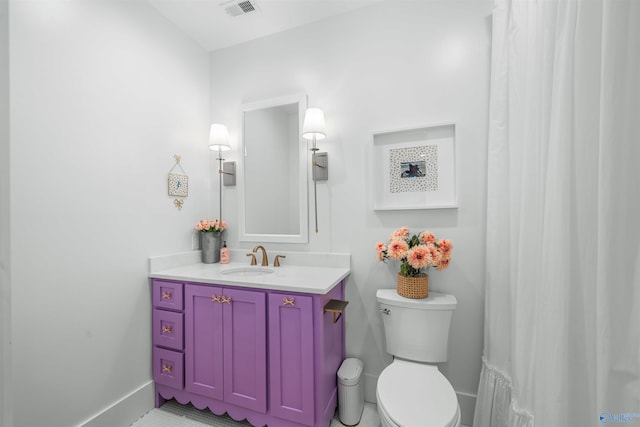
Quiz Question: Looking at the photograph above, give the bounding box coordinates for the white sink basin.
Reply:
[221,267,275,276]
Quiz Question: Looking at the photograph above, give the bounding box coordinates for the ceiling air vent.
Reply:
[220,0,258,17]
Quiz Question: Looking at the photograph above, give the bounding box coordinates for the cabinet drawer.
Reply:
[153,347,184,389]
[153,280,183,311]
[153,309,184,350]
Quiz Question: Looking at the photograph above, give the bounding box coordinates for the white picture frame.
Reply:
[372,123,457,210]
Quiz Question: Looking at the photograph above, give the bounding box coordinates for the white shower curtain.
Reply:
[475,1,640,426]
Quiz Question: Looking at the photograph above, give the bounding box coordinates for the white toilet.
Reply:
[376,289,461,427]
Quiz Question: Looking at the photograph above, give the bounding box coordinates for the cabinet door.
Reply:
[222,288,267,413]
[185,284,224,400]
[268,293,315,426]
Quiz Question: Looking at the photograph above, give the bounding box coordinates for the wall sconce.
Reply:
[208,123,235,220]
[302,107,327,233]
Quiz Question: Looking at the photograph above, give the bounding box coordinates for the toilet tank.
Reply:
[376,289,457,363]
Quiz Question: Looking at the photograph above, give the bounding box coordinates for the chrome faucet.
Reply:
[252,245,269,266]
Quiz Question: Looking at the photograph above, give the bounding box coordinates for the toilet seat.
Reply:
[377,360,460,427]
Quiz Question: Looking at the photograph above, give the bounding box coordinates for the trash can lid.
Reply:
[338,358,364,386]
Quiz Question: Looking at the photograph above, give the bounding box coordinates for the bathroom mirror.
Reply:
[239,93,309,243]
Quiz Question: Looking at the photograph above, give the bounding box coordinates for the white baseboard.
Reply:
[77,376,477,427]
[363,373,476,426]
[363,372,379,403]
[457,391,476,427]
[79,381,154,427]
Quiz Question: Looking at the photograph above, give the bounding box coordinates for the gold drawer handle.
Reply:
[211,294,221,303]
[221,296,232,304]
[161,291,172,300]
[162,364,172,373]
[283,297,295,306]
[162,325,172,334]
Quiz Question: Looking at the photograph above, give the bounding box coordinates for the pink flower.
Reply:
[438,239,453,254]
[376,243,387,261]
[437,258,450,271]
[389,227,410,242]
[407,245,431,269]
[196,218,227,232]
[420,231,436,244]
[427,244,442,265]
[375,227,452,276]
[387,240,409,261]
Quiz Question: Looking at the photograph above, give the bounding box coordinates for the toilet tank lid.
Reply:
[376,289,457,310]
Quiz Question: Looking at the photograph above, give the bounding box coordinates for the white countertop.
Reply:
[149,262,350,294]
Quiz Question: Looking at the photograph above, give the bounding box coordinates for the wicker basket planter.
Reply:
[397,274,429,299]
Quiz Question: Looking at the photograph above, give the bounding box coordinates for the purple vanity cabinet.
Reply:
[269,283,345,427]
[269,293,315,425]
[184,284,224,401]
[151,278,345,427]
[185,284,267,413]
[152,281,185,399]
[222,287,267,413]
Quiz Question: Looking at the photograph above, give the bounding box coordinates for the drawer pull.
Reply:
[221,296,232,304]
[162,325,173,334]
[162,364,172,373]
[283,297,295,306]
[161,291,172,300]
[211,294,221,303]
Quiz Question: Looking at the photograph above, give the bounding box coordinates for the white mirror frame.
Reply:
[238,93,309,243]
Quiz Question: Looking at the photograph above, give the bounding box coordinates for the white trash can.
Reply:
[337,358,364,426]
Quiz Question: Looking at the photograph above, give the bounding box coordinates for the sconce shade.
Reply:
[302,108,327,141]
[208,123,231,151]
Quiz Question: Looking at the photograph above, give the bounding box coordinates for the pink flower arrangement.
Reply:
[376,227,452,277]
[195,219,227,233]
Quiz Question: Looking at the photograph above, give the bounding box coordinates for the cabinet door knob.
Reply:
[162,325,173,334]
[221,296,232,304]
[283,297,295,306]
[162,364,172,373]
[211,294,221,303]
[161,291,172,300]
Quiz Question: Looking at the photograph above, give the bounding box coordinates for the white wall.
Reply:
[9,1,210,426]
[210,1,492,424]
[1,0,11,425]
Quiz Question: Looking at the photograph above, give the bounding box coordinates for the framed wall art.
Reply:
[371,123,457,210]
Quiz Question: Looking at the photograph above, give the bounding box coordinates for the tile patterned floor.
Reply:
[130,399,381,427]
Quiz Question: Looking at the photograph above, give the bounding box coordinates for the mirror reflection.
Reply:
[240,94,308,243]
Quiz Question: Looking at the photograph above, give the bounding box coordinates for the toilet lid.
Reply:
[377,361,459,427]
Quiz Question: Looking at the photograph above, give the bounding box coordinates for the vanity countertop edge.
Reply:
[149,260,350,295]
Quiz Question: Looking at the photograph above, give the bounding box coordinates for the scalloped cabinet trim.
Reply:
[151,278,346,427]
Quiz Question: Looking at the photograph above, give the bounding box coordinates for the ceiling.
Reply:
[148,0,382,52]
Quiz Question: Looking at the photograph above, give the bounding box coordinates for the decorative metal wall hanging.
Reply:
[168,154,188,210]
